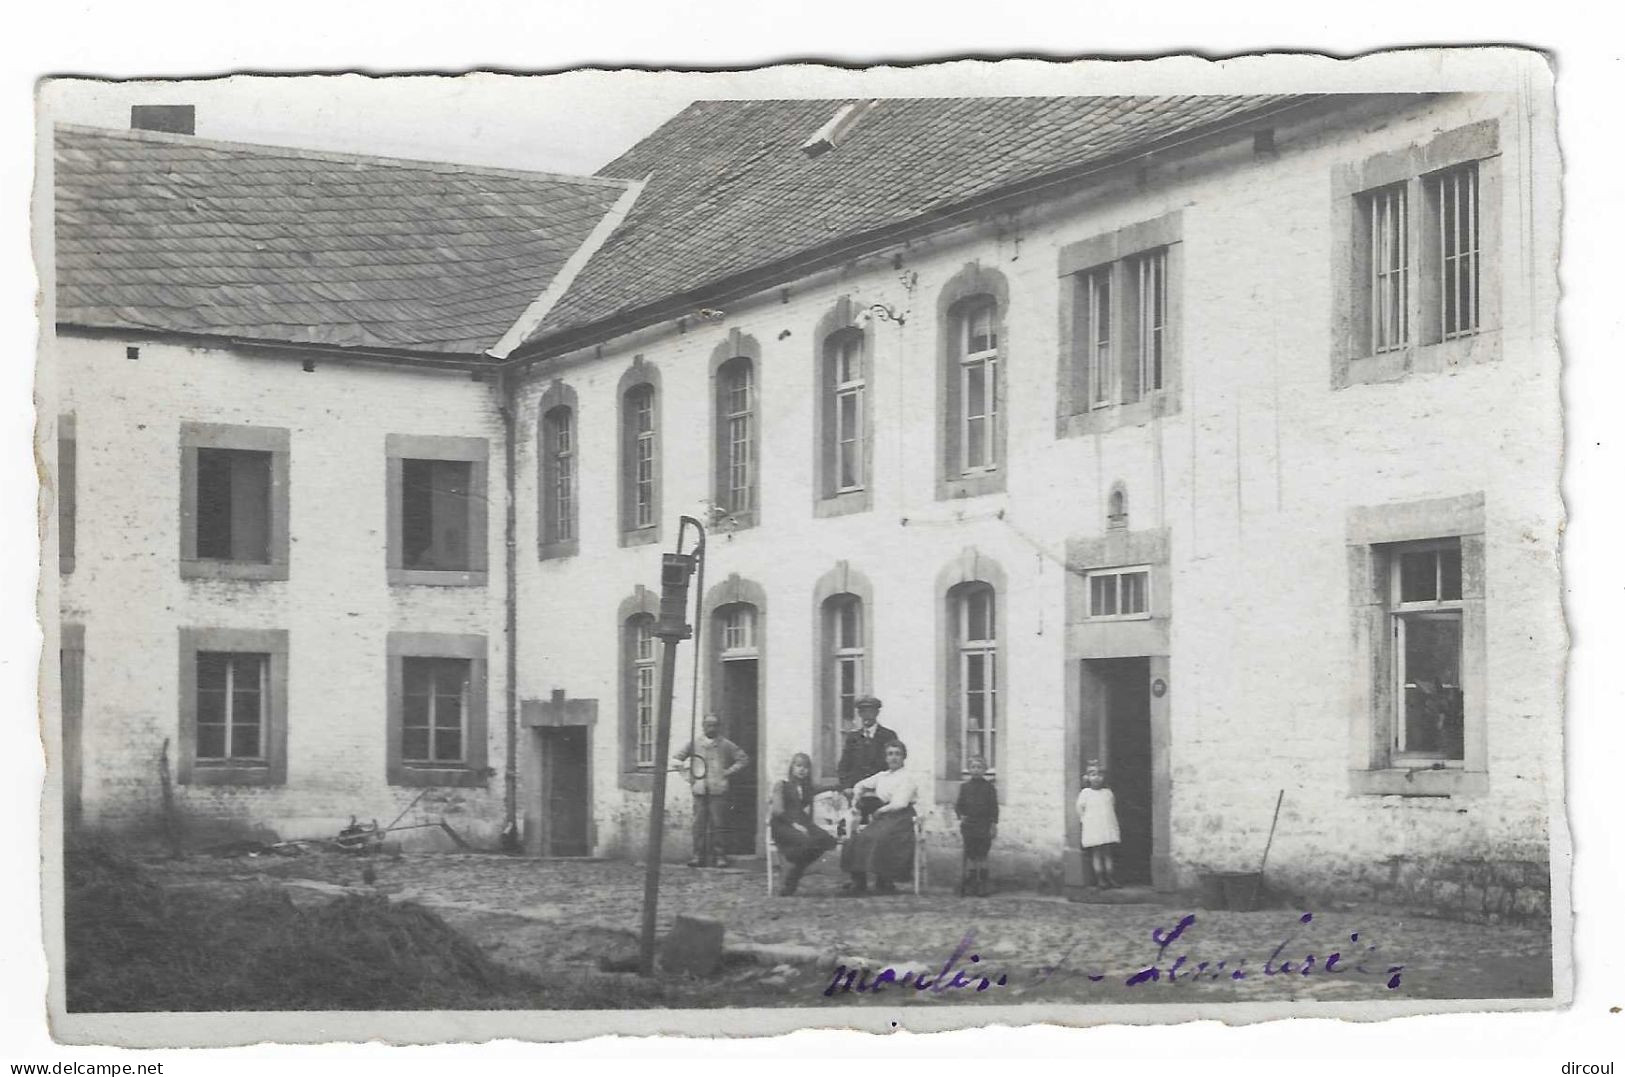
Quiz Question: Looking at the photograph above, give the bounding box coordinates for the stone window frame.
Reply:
[537,381,581,560]
[1346,492,1488,797]
[934,549,1007,802]
[703,572,769,725]
[58,414,76,576]
[179,422,291,582]
[1330,119,1503,389]
[710,330,762,531]
[617,359,663,548]
[812,298,876,519]
[936,265,1010,501]
[177,626,289,786]
[1055,210,1184,439]
[385,631,490,788]
[385,433,490,586]
[617,586,661,791]
[811,562,875,782]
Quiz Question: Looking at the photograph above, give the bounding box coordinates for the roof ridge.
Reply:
[53,122,633,191]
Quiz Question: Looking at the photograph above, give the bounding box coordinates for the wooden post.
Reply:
[638,634,682,975]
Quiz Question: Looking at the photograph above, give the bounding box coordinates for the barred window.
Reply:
[1360,183,1410,355]
[1428,163,1481,341]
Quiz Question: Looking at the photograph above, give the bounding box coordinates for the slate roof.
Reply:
[53,124,631,355]
[524,95,1314,348]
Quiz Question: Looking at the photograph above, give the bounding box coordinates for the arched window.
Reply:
[825,328,865,493]
[618,586,661,787]
[1108,485,1129,530]
[951,582,999,773]
[822,593,866,765]
[627,613,658,768]
[716,356,757,518]
[936,265,1009,500]
[953,298,1000,475]
[538,382,579,559]
[619,373,661,544]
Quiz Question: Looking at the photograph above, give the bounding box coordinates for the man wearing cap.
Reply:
[838,696,898,820]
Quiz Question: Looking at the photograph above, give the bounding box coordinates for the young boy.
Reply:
[954,756,999,896]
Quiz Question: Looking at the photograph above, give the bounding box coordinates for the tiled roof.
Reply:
[526,95,1312,346]
[53,124,630,355]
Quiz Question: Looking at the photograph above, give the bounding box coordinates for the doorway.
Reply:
[1082,657,1154,885]
[537,726,590,857]
[718,658,760,855]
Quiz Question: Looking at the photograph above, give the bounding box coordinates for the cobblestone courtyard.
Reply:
[159,851,1555,1008]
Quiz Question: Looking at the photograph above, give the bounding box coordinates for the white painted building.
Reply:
[46,88,1562,920]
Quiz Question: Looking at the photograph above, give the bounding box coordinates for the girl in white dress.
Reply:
[1074,763,1121,889]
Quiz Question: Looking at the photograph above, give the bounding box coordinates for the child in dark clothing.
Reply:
[954,756,999,896]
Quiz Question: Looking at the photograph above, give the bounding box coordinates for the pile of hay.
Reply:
[65,840,546,1011]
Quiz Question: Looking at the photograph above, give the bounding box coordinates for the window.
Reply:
[826,593,865,744]
[957,299,1000,473]
[631,615,658,768]
[536,384,579,559]
[1347,493,1486,796]
[829,333,865,492]
[401,657,470,766]
[386,632,488,786]
[618,587,663,786]
[724,364,755,512]
[1389,541,1465,762]
[1083,269,1112,409]
[387,434,488,585]
[623,384,658,535]
[1085,566,1151,621]
[58,415,75,576]
[403,459,474,569]
[1359,184,1410,355]
[61,624,84,828]
[1358,164,1483,355]
[542,406,576,546]
[720,359,756,516]
[196,651,269,763]
[1057,213,1182,437]
[955,584,998,774]
[1333,120,1499,386]
[178,627,288,785]
[180,423,290,581]
[814,301,875,515]
[937,266,1010,499]
[1130,249,1168,397]
[721,605,757,655]
[814,563,874,778]
[1427,163,1481,341]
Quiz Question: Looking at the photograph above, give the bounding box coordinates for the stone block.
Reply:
[660,914,725,977]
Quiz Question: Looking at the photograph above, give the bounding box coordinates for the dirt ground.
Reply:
[155,850,1555,1009]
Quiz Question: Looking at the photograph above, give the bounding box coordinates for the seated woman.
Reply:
[769,752,838,896]
[839,740,919,896]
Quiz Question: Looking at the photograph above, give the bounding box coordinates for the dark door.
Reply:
[539,726,590,857]
[720,659,759,855]
[1101,658,1153,884]
[62,637,84,830]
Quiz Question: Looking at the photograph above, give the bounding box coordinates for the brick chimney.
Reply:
[130,105,195,135]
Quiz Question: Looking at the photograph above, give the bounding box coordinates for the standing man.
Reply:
[673,713,750,868]
[837,696,898,822]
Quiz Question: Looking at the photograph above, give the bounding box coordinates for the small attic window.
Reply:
[801,101,876,158]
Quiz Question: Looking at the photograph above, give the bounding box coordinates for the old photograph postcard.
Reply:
[30,47,1566,1046]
